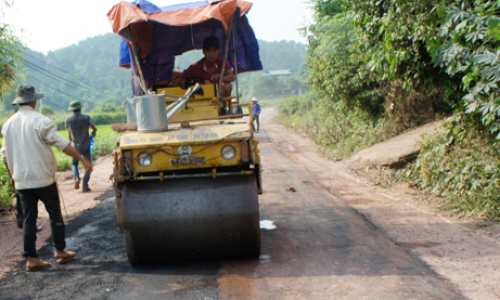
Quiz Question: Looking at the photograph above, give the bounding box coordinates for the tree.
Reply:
[311,0,344,18]
[254,76,278,98]
[429,1,500,136]
[0,1,24,99]
[306,12,384,115]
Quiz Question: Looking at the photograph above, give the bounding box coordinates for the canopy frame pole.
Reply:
[218,15,234,101]
[129,29,149,95]
[232,7,239,104]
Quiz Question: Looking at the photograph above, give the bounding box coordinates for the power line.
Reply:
[26,62,118,105]
[41,99,66,110]
[28,75,101,106]
[25,61,88,90]
[24,60,122,97]
[25,53,122,97]
[25,53,92,84]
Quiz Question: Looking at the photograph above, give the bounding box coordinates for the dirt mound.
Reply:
[346,120,446,168]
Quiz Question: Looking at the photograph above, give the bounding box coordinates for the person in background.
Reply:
[251,97,261,133]
[66,101,97,193]
[1,84,92,271]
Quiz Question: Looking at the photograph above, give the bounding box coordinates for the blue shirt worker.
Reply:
[66,101,97,192]
[251,97,261,133]
[1,84,92,271]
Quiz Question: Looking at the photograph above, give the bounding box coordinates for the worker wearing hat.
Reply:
[66,100,97,192]
[1,84,92,271]
[251,97,261,133]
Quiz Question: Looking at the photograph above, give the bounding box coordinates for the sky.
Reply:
[3,0,314,54]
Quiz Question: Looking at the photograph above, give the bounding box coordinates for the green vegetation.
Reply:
[0,1,24,208]
[0,1,24,100]
[407,114,500,221]
[278,92,386,159]
[277,0,500,221]
[0,162,14,210]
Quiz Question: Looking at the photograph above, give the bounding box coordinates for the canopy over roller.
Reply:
[107,0,262,90]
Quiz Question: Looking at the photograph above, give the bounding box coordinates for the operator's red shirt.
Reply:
[183,57,232,83]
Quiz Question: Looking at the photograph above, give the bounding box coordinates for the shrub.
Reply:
[90,112,127,126]
[405,113,500,221]
[100,103,118,113]
[51,112,127,130]
[41,105,56,116]
[91,132,121,161]
[0,164,15,210]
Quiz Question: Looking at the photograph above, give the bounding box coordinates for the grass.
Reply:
[277,92,388,160]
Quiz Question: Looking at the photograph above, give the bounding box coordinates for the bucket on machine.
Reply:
[135,94,168,132]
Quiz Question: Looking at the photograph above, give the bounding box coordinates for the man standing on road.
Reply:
[66,101,97,192]
[251,97,261,133]
[1,84,93,271]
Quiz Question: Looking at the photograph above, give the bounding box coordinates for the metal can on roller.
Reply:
[135,94,168,132]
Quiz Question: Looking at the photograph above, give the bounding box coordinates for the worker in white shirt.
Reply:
[1,84,93,272]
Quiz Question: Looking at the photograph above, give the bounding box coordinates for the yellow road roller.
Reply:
[107,0,263,263]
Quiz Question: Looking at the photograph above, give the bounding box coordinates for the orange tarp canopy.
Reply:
[107,0,253,37]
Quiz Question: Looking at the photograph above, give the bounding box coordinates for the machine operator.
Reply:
[180,36,235,99]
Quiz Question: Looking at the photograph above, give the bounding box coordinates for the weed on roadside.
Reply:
[0,165,15,210]
[278,92,388,159]
[377,114,500,222]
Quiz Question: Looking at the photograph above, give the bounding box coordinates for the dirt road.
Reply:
[0,108,488,299]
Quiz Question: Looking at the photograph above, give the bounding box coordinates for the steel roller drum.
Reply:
[119,175,260,264]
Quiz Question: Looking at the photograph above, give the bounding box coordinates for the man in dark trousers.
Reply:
[1,84,93,271]
[66,101,97,192]
[15,193,43,232]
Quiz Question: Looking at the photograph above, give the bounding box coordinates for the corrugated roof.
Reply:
[263,69,293,76]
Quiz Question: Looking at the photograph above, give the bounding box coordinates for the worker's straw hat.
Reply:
[68,100,83,111]
[251,97,258,102]
[12,84,45,105]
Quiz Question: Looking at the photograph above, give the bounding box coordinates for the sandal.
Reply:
[26,261,52,272]
[56,251,76,264]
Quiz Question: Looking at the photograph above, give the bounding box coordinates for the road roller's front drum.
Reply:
[119,175,260,264]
